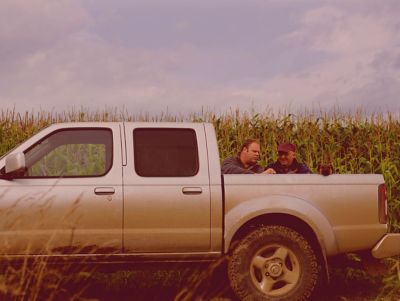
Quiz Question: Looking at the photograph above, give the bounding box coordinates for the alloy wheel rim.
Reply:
[250,244,301,296]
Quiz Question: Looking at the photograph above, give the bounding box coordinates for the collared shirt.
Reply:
[221,156,264,174]
[266,159,312,174]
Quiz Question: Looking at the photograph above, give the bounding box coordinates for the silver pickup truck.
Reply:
[0,122,399,301]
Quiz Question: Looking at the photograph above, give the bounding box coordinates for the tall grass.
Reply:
[0,107,399,299]
[0,191,97,300]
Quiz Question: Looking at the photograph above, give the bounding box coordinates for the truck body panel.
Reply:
[223,174,386,255]
[122,123,212,252]
[0,123,124,255]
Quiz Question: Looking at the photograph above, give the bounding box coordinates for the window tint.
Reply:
[134,128,199,177]
[24,129,113,177]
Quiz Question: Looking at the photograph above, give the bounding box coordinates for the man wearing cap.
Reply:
[265,143,312,174]
[222,139,267,174]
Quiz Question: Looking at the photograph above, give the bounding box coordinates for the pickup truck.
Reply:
[0,122,399,301]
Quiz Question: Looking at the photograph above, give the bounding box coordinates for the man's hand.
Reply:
[263,168,276,174]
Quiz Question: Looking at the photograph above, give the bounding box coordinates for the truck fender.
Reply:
[224,194,338,257]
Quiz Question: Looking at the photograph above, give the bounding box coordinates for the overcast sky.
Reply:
[1,0,399,115]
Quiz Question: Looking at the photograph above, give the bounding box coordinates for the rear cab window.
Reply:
[133,128,199,177]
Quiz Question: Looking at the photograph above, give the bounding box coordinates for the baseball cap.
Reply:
[278,143,296,153]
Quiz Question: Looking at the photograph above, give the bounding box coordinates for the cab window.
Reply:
[24,129,113,178]
[133,128,199,177]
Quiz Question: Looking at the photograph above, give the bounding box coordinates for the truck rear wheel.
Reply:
[228,225,320,301]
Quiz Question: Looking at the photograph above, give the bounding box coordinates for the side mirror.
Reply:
[5,153,26,175]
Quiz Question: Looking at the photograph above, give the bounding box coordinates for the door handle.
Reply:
[94,187,115,195]
[182,187,202,195]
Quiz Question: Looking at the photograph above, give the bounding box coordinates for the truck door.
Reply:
[123,124,211,252]
[0,125,123,255]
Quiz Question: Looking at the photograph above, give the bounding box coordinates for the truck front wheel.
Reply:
[228,225,320,301]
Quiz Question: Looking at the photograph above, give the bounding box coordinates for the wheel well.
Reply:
[229,213,329,284]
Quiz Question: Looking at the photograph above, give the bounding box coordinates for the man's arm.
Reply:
[264,163,277,174]
[298,164,312,174]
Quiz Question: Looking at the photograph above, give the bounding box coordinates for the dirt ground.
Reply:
[1,257,397,301]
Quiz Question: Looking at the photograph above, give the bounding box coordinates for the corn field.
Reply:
[0,107,399,300]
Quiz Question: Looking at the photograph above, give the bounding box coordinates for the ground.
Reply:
[1,255,398,300]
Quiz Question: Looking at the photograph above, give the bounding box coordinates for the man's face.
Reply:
[242,143,260,165]
[278,151,295,167]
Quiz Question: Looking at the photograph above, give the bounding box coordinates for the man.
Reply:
[265,143,311,174]
[221,139,265,174]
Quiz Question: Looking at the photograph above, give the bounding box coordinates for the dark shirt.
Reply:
[221,156,264,174]
[266,159,312,174]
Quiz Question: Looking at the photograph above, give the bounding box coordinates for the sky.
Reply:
[1,0,400,115]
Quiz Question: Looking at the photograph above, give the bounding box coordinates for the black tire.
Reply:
[228,225,320,301]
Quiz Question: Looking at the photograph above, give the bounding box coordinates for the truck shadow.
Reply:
[82,258,386,301]
[80,261,382,301]
[82,260,236,301]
